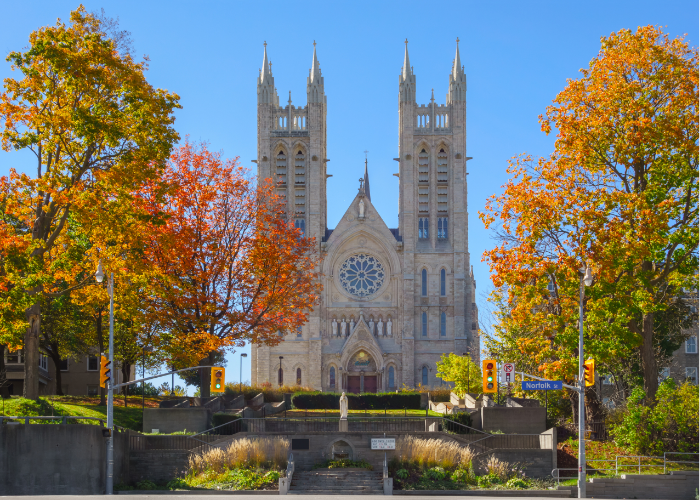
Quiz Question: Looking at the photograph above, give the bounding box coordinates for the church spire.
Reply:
[363,152,371,202]
[448,37,466,103]
[402,38,412,79]
[452,37,464,79]
[261,41,271,83]
[310,40,321,83]
[258,41,276,105]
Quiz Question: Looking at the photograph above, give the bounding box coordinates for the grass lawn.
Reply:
[1,396,146,431]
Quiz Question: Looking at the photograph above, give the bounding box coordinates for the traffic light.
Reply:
[99,354,111,388]
[482,359,497,393]
[210,367,225,393]
[583,359,595,387]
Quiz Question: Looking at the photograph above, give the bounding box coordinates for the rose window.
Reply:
[338,253,386,298]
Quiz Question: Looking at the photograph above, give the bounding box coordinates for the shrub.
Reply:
[444,412,473,431]
[423,466,447,481]
[136,480,158,490]
[188,437,289,474]
[166,478,189,490]
[506,477,529,489]
[610,379,699,455]
[395,469,409,479]
[477,473,501,487]
[291,392,421,410]
[314,458,373,470]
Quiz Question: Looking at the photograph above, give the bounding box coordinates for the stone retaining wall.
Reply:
[558,470,698,499]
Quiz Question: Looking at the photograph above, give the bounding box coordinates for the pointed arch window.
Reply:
[421,312,428,337]
[438,217,448,239]
[276,151,287,186]
[278,367,283,386]
[437,149,448,183]
[330,366,336,388]
[440,269,446,296]
[295,219,305,237]
[296,368,302,386]
[421,269,427,296]
[388,366,395,388]
[440,312,447,337]
[422,366,428,386]
[419,218,429,239]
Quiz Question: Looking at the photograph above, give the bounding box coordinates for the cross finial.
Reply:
[405,38,408,45]
[313,40,316,47]
[364,150,369,160]
[359,178,364,190]
[288,91,292,104]
[264,41,267,47]
[456,37,460,44]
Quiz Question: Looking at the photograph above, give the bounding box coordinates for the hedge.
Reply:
[291,392,422,410]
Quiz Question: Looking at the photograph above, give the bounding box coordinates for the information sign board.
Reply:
[371,438,396,450]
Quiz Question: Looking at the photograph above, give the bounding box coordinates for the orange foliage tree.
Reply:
[480,26,698,401]
[0,6,180,398]
[141,143,321,396]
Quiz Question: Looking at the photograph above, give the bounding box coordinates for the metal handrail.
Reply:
[0,415,106,426]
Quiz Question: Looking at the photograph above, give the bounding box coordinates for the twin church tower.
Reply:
[251,40,479,391]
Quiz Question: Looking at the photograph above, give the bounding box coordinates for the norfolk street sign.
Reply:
[522,380,563,390]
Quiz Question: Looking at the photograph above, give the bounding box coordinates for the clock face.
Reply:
[338,253,386,298]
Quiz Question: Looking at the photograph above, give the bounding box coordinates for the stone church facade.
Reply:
[251,41,479,392]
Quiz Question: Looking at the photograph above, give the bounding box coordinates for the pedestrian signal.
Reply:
[583,359,595,387]
[99,354,111,388]
[210,367,225,393]
[482,359,497,393]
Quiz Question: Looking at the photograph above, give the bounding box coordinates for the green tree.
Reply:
[436,353,482,396]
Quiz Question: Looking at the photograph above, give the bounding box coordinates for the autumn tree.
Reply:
[435,353,482,396]
[142,142,321,397]
[480,26,698,401]
[0,6,180,398]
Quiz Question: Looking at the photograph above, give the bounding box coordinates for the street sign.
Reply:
[500,362,515,384]
[522,380,563,390]
[371,438,396,450]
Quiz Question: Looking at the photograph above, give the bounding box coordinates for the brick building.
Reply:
[251,41,479,391]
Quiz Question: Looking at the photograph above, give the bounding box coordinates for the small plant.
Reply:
[395,468,409,479]
[423,466,447,481]
[477,473,501,487]
[166,478,189,490]
[450,466,475,484]
[314,458,373,470]
[505,477,529,489]
[136,480,158,490]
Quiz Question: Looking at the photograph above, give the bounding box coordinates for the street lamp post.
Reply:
[578,265,593,499]
[240,353,248,393]
[279,356,284,387]
[95,261,114,495]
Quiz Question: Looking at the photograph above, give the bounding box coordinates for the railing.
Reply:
[551,453,699,485]
[279,452,294,495]
[1,415,106,426]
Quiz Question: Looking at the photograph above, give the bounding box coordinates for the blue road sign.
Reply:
[522,380,563,390]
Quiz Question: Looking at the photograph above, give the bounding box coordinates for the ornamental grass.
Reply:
[188,437,290,474]
[395,436,475,469]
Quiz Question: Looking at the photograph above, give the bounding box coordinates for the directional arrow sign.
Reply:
[522,380,563,391]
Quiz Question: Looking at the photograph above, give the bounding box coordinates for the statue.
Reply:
[339,392,348,419]
[341,318,347,337]
[359,198,365,218]
[369,317,375,336]
[377,318,384,337]
[332,318,338,337]
[350,317,355,332]
[387,317,393,337]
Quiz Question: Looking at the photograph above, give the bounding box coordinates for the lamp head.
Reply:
[584,266,593,287]
[241,353,248,358]
[95,260,104,283]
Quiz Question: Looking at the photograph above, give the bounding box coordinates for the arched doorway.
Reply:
[346,350,378,393]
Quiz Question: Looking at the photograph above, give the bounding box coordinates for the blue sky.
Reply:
[1,1,697,393]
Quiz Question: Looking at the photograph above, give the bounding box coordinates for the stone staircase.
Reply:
[289,468,384,495]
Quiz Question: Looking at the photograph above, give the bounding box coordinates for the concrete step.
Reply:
[290,469,383,494]
[289,491,381,495]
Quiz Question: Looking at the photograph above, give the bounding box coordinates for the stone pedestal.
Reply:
[339,417,348,432]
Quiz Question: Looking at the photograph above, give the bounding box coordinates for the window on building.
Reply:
[437,217,448,239]
[389,366,395,388]
[659,367,670,383]
[421,269,427,296]
[295,189,306,215]
[685,367,697,384]
[296,326,302,339]
[421,312,428,337]
[419,218,429,239]
[440,269,446,296]
[4,348,22,364]
[295,218,305,237]
[278,368,284,386]
[330,366,336,388]
[295,150,306,185]
[547,279,556,296]
[39,354,48,371]
[440,312,447,336]
[87,385,99,396]
[276,150,287,186]
[421,366,428,386]
[60,359,69,371]
[686,337,697,354]
[418,186,429,213]
[296,368,302,386]
[418,149,429,183]
[87,355,99,371]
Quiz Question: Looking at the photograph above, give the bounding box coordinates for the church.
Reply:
[251,40,479,392]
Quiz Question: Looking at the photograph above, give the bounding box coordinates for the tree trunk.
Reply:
[49,350,64,396]
[96,310,106,406]
[0,343,10,398]
[199,352,214,398]
[584,385,604,422]
[121,361,131,397]
[641,310,658,400]
[23,304,41,400]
